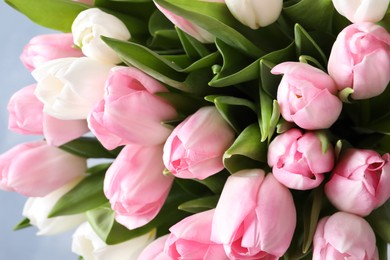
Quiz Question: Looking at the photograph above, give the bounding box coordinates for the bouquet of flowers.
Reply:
[1,0,389,259]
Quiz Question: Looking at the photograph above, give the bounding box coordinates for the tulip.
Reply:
[332,0,389,23]
[20,33,83,71]
[328,23,390,100]
[268,128,334,190]
[313,212,378,260]
[73,0,94,5]
[7,84,89,146]
[0,140,87,197]
[325,148,390,216]
[165,209,228,260]
[271,62,342,130]
[211,169,296,259]
[88,66,177,150]
[72,8,131,64]
[225,0,283,29]
[154,0,225,43]
[32,57,113,120]
[23,178,86,235]
[104,144,174,230]
[138,235,171,260]
[163,106,235,180]
[72,222,155,260]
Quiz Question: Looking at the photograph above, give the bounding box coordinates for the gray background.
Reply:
[0,2,76,259]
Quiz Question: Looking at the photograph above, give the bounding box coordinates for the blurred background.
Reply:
[0,2,76,259]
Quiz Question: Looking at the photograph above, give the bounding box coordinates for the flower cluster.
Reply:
[1,0,390,259]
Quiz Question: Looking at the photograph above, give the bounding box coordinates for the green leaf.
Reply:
[205,96,257,133]
[154,0,263,57]
[223,124,268,173]
[258,86,280,143]
[13,218,31,231]
[176,27,210,58]
[366,200,390,243]
[5,0,88,32]
[156,91,208,116]
[94,0,155,20]
[178,195,219,213]
[377,235,388,260]
[147,10,182,50]
[194,170,229,194]
[49,166,109,217]
[59,137,120,158]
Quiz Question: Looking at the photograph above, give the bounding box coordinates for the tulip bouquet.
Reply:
[1,0,390,259]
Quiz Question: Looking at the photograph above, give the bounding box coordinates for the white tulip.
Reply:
[72,222,155,260]
[225,0,283,29]
[32,57,113,120]
[72,8,131,64]
[332,0,389,23]
[23,179,86,236]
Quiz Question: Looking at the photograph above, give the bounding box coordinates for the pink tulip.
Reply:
[325,148,390,216]
[328,23,390,100]
[104,144,174,230]
[138,235,171,260]
[88,66,177,150]
[271,62,342,130]
[313,212,378,260]
[165,209,228,260]
[211,169,296,259]
[268,128,334,190]
[154,0,225,43]
[20,33,83,71]
[0,140,86,197]
[73,0,94,5]
[163,106,235,180]
[7,84,89,146]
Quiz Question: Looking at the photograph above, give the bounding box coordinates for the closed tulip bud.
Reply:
[163,106,235,180]
[72,8,131,64]
[225,0,283,29]
[88,66,177,150]
[72,222,155,260]
[22,179,86,235]
[211,169,296,259]
[137,235,171,260]
[332,0,389,23]
[0,140,86,197]
[328,23,390,100]
[325,148,390,216]
[313,212,378,260]
[104,144,174,230]
[32,57,113,120]
[272,62,342,130]
[20,33,83,71]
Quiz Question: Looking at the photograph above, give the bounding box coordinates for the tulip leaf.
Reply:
[94,0,155,20]
[156,91,208,116]
[223,124,269,173]
[283,0,335,33]
[13,218,31,231]
[194,171,230,194]
[205,96,258,133]
[154,0,263,57]
[174,178,214,197]
[366,200,390,243]
[4,0,88,32]
[148,10,182,50]
[258,84,280,143]
[49,165,109,217]
[176,27,210,58]
[302,186,324,253]
[59,137,120,158]
[178,195,219,213]
[376,235,388,260]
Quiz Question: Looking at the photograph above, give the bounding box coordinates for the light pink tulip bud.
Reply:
[163,106,235,180]
[328,23,390,100]
[0,140,86,197]
[138,235,171,260]
[73,0,94,5]
[7,84,44,135]
[332,0,389,23]
[154,0,225,43]
[88,66,177,150]
[7,84,89,146]
[20,33,83,71]
[165,209,228,260]
[313,212,378,260]
[104,144,174,230]
[268,128,335,190]
[325,148,390,216]
[211,169,296,259]
[272,62,342,130]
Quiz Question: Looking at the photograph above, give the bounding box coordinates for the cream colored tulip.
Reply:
[332,0,389,23]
